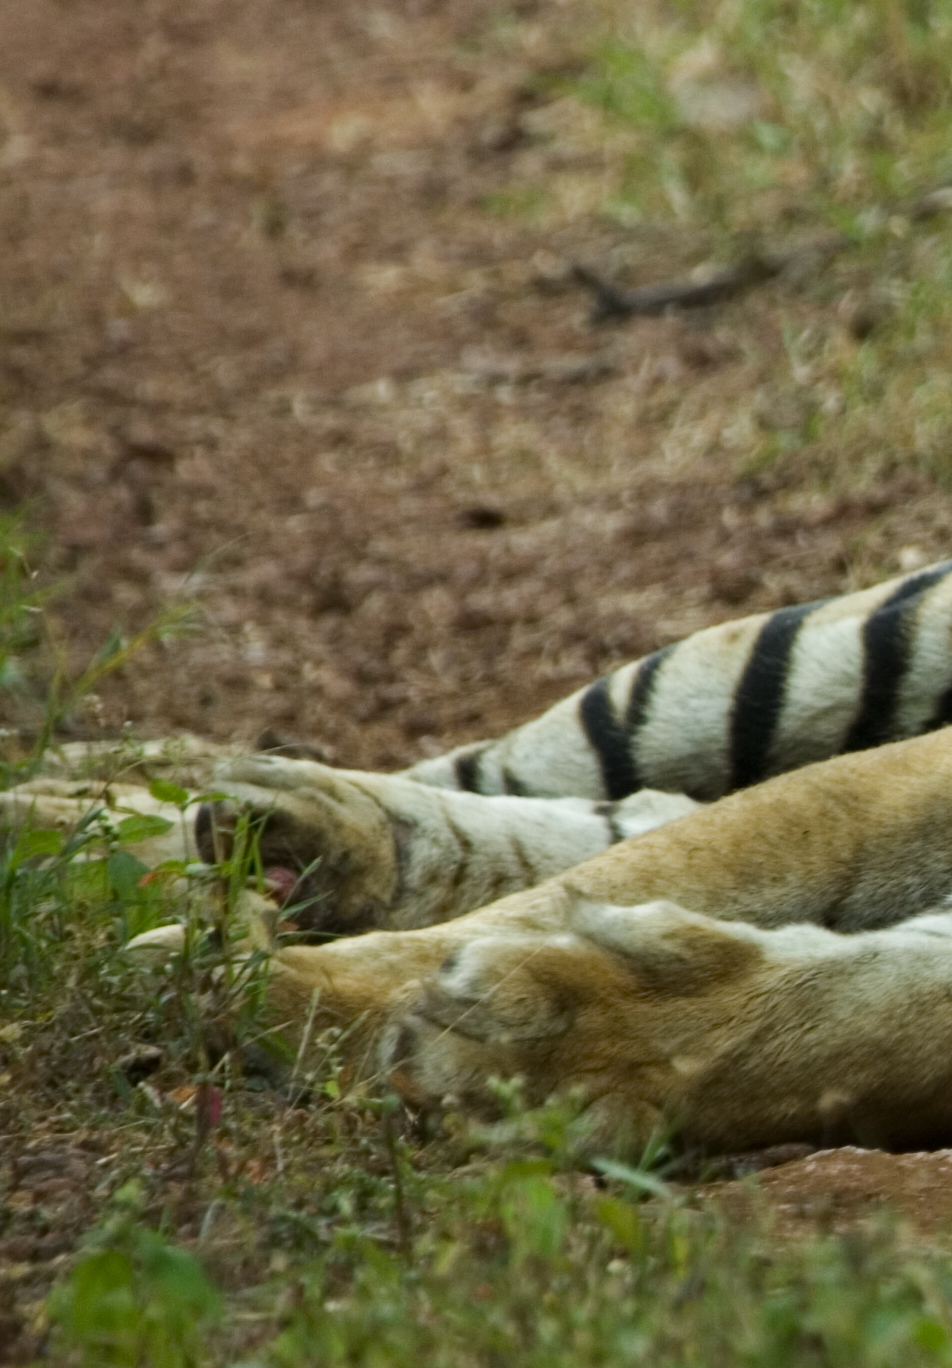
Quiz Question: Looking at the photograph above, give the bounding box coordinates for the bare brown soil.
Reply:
[4,0,952,1272]
[696,1147,952,1241]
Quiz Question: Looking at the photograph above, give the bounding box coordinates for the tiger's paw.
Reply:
[385,900,766,1156]
[197,755,402,939]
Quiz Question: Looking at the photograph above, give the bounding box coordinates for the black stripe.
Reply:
[925,685,952,733]
[729,601,823,791]
[501,766,529,797]
[578,676,638,800]
[626,646,673,732]
[453,750,483,792]
[620,645,674,791]
[843,562,952,754]
[195,802,216,862]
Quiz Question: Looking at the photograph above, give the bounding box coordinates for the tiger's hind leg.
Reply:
[404,560,952,804]
[0,756,695,941]
[195,755,697,936]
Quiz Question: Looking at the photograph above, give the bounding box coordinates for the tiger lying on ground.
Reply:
[10,559,952,1156]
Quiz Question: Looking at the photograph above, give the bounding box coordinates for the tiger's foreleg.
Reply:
[133,894,952,1156]
[130,895,952,1155]
[388,903,952,1156]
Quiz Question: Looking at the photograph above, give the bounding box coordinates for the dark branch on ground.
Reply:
[572,236,847,323]
[573,180,952,325]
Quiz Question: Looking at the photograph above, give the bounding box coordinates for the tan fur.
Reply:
[554,728,952,932]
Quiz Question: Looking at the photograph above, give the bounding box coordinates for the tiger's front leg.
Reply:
[387,903,952,1157]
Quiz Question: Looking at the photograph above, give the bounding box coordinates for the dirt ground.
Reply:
[4,0,952,1245]
[701,1147,952,1239]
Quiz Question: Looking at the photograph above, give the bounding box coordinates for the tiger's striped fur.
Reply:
[405,560,952,802]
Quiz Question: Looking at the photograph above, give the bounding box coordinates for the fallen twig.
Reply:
[573,179,952,324]
[572,236,846,323]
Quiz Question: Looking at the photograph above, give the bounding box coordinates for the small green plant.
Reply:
[48,1181,221,1367]
[259,1175,952,1368]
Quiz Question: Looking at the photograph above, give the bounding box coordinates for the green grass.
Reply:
[573,0,952,226]
[44,1154,952,1366]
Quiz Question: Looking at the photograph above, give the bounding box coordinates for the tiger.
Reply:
[11,558,952,1155]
